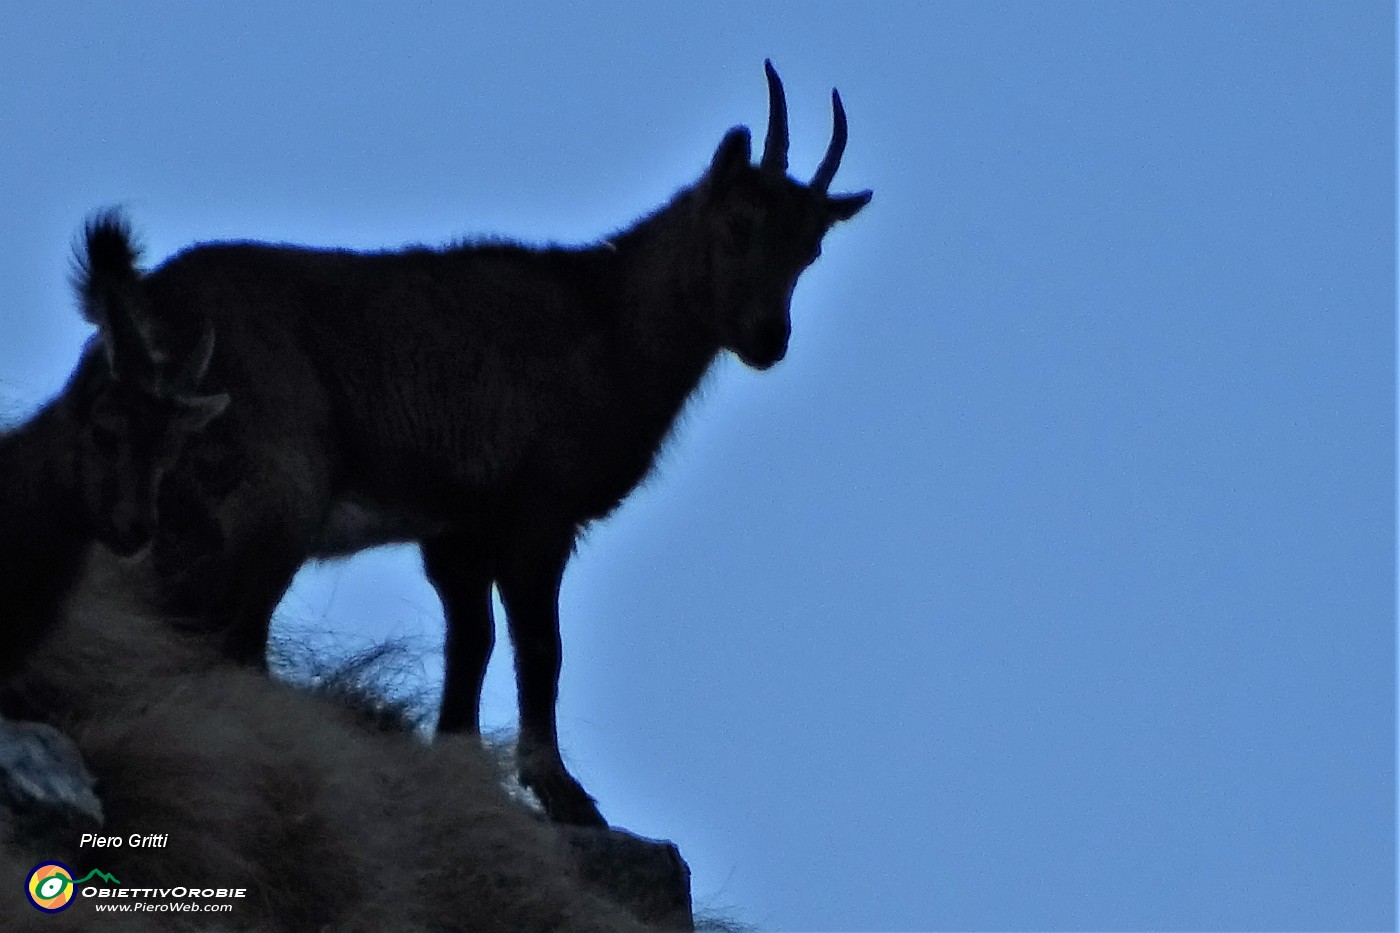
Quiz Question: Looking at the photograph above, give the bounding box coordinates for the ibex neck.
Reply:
[611,194,724,399]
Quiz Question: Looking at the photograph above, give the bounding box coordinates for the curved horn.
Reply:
[99,289,157,383]
[760,59,789,174]
[811,88,848,193]
[171,319,218,390]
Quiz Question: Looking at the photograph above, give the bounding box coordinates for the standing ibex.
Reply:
[1,218,227,675]
[88,62,870,826]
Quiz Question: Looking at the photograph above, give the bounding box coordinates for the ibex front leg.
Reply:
[155,444,330,668]
[422,533,495,736]
[219,448,334,666]
[496,527,605,827]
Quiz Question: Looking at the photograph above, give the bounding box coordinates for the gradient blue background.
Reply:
[1,4,1393,930]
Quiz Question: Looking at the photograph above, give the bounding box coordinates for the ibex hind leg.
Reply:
[495,523,606,827]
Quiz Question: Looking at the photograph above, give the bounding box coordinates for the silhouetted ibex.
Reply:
[1,217,227,675]
[87,62,870,826]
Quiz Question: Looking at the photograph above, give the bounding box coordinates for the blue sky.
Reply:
[1,3,1392,930]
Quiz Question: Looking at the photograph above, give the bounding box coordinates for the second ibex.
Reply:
[87,61,871,826]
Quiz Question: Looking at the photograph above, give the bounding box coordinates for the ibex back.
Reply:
[89,62,870,826]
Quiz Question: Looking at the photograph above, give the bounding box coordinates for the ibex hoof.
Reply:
[523,765,607,828]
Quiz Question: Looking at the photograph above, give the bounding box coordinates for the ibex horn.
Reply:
[760,60,789,174]
[811,88,848,193]
[100,290,157,383]
[172,320,218,390]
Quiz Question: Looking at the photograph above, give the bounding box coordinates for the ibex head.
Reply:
[697,60,872,370]
[73,214,230,556]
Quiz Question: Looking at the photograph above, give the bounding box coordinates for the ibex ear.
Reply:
[825,190,872,225]
[171,392,230,432]
[706,127,752,191]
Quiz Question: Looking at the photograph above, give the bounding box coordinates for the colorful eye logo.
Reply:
[27,862,76,912]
